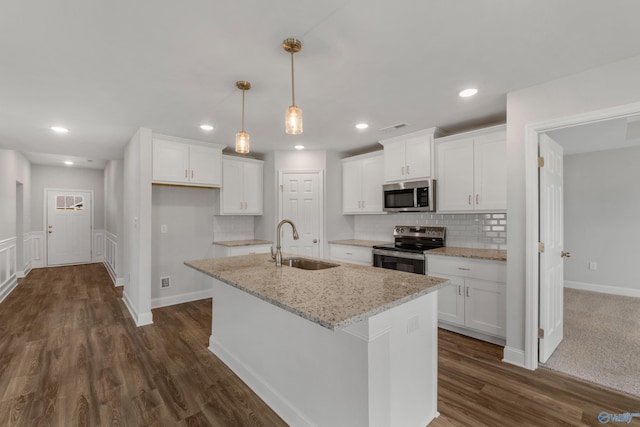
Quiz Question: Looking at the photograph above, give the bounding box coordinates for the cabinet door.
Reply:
[383,142,406,182]
[474,134,506,211]
[404,135,431,179]
[360,155,384,213]
[437,138,474,211]
[433,274,465,326]
[242,161,263,214]
[342,160,363,213]
[189,144,221,186]
[152,139,190,183]
[221,158,245,214]
[464,279,506,337]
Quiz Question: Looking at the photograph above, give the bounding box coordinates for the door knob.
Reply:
[48,230,52,234]
[313,239,318,243]
[561,251,572,258]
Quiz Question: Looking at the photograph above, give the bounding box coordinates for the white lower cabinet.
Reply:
[213,244,271,258]
[428,255,506,342]
[329,244,372,266]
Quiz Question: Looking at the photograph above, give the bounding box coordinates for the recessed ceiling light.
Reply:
[458,88,478,98]
[51,126,69,133]
[64,161,73,165]
[200,124,214,131]
[294,145,305,150]
[355,123,369,130]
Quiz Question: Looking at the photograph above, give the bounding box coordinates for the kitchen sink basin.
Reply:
[282,257,339,270]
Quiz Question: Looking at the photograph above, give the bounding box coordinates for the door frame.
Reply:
[523,101,640,370]
[44,188,95,266]
[277,170,325,259]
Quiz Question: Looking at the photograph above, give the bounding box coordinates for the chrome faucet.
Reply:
[271,219,300,266]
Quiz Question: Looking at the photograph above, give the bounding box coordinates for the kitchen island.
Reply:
[185,253,448,427]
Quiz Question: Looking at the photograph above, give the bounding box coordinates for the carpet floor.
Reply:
[542,288,640,397]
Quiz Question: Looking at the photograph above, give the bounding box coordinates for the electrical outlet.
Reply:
[161,276,171,288]
[589,262,598,270]
[161,224,168,233]
[407,315,420,334]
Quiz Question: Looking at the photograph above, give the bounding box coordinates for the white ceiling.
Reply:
[3,1,640,168]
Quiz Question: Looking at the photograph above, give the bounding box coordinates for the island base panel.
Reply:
[207,277,439,427]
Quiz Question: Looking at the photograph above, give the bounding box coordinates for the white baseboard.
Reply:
[564,280,640,298]
[0,277,18,304]
[209,337,313,427]
[151,289,213,309]
[122,290,154,326]
[502,346,526,368]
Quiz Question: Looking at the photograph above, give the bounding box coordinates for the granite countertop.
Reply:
[213,239,272,247]
[185,253,448,331]
[425,246,507,261]
[328,239,392,248]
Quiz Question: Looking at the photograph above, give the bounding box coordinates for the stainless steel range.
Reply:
[372,226,446,274]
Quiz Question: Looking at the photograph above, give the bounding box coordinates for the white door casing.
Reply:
[47,189,93,266]
[538,134,564,363]
[279,171,323,258]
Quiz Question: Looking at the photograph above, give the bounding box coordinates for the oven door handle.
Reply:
[372,249,426,261]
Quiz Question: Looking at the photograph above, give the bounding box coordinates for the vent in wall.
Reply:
[379,123,408,132]
[160,276,171,288]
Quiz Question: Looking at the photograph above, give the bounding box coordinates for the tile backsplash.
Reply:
[355,212,507,250]
[213,215,254,242]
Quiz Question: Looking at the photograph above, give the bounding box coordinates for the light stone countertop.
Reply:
[185,253,449,331]
[328,239,393,248]
[425,246,507,261]
[213,239,272,247]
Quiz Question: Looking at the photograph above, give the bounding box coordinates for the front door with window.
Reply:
[47,190,92,266]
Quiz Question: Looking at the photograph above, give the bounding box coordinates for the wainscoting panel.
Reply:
[18,233,34,278]
[0,237,18,303]
[104,232,122,286]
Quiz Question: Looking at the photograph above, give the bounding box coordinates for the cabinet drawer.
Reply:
[329,244,372,266]
[228,244,271,257]
[427,255,505,282]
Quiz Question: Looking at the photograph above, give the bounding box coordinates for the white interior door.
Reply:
[538,134,565,363]
[47,190,92,266]
[279,172,322,258]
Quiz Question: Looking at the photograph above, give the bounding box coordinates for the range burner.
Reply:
[372,226,446,275]
[373,226,446,253]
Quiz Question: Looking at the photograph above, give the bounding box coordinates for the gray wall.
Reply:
[151,185,215,305]
[0,150,31,241]
[30,165,104,231]
[564,146,640,292]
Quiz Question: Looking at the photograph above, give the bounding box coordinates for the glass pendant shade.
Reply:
[286,105,303,135]
[235,131,250,154]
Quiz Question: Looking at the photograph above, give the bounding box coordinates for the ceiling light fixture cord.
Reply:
[290,51,295,106]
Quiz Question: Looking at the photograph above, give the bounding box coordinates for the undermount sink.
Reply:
[282,257,339,270]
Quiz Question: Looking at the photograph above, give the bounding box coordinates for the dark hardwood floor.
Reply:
[0,263,637,426]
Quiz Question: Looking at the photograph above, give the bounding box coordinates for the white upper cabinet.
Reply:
[379,128,444,183]
[218,155,263,215]
[436,125,506,212]
[342,152,385,214]
[152,136,224,187]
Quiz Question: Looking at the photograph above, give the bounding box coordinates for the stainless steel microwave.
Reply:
[383,179,436,212]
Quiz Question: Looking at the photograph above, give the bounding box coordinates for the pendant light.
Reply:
[235,80,251,153]
[282,38,303,135]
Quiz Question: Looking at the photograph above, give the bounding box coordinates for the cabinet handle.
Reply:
[401,166,405,175]
[466,287,470,298]
[185,169,188,178]
[476,194,479,205]
[406,165,410,175]
[191,170,194,179]
[346,252,353,255]
[458,285,462,296]
[468,195,472,205]
[361,200,365,208]
[458,267,471,271]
